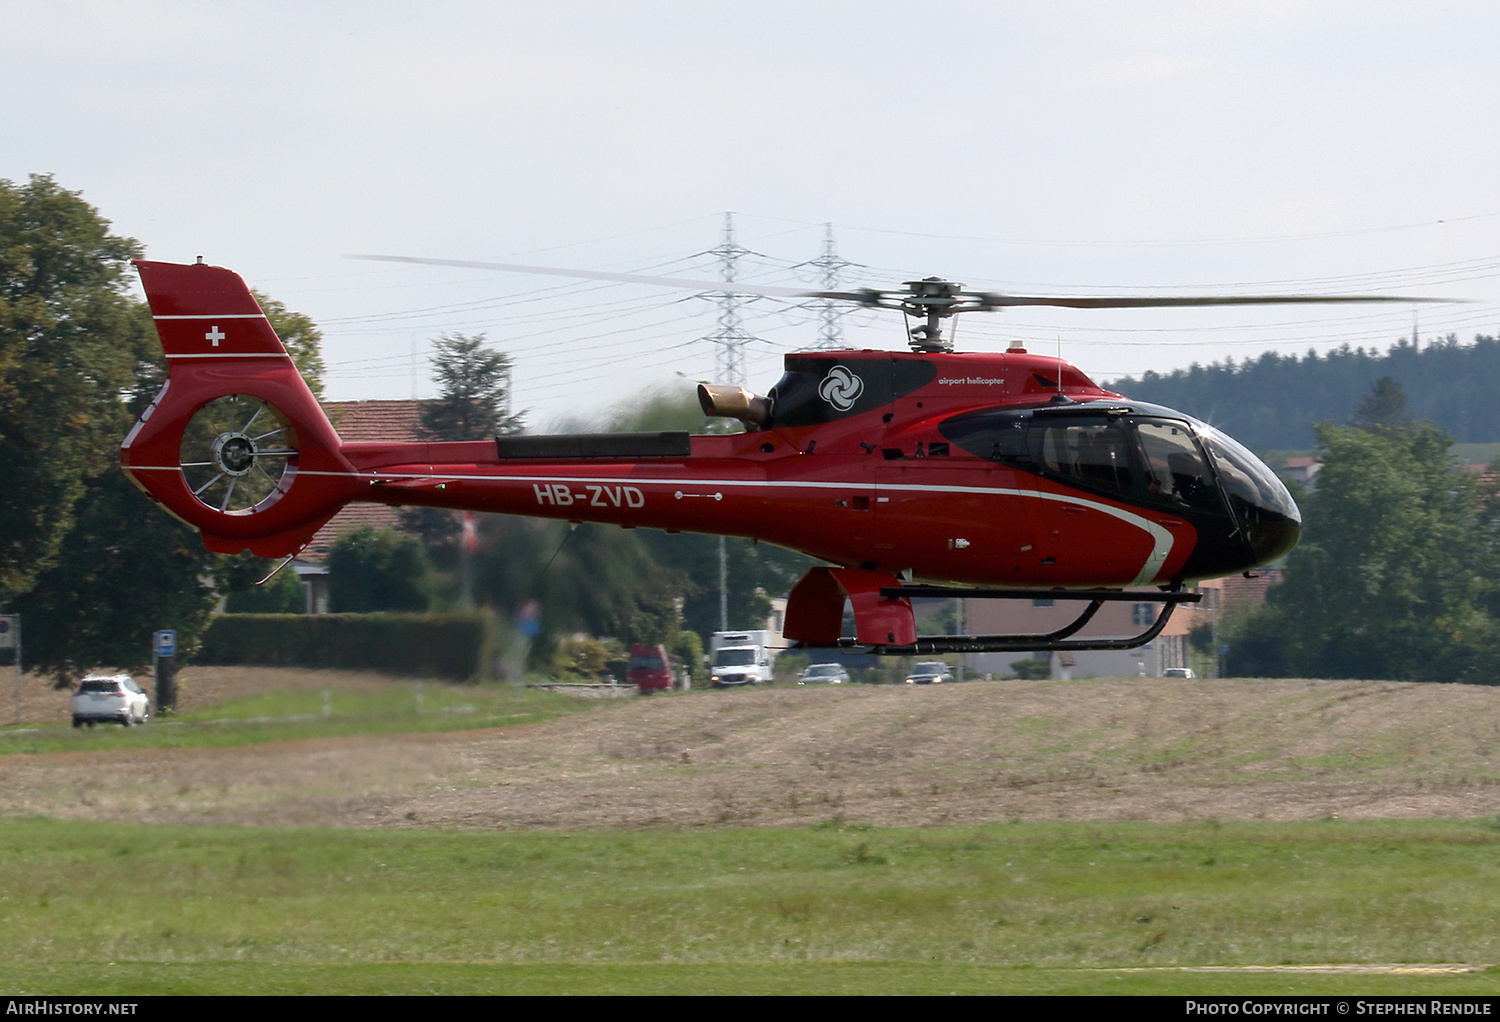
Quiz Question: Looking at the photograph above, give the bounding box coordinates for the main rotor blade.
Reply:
[350,254,1453,310]
[975,292,1453,309]
[348,253,827,300]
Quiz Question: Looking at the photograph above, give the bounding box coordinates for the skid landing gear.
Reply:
[795,585,1202,655]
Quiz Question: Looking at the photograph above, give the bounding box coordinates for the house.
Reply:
[1281,456,1321,487]
[289,400,430,612]
[962,570,1282,680]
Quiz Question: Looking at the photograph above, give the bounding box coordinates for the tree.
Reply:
[430,383,820,663]
[222,563,304,613]
[466,513,682,657]
[0,175,332,679]
[0,174,149,604]
[1106,334,1500,452]
[253,291,326,401]
[1227,412,1495,681]
[328,526,431,612]
[420,332,522,441]
[639,528,810,640]
[405,332,523,567]
[1351,376,1410,434]
[12,457,218,684]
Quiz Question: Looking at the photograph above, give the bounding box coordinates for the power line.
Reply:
[695,213,754,386]
[793,222,859,349]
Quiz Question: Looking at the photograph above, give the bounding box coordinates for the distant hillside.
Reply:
[1104,334,1500,452]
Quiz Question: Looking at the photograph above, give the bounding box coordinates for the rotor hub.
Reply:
[898,278,966,353]
[212,432,257,476]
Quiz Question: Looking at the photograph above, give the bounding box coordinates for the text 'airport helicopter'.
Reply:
[121,255,1438,654]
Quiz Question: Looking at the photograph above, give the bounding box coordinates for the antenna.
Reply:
[1050,335,1073,405]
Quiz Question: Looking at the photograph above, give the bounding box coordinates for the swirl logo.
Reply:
[817,365,865,411]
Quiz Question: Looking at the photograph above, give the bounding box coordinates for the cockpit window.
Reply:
[1133,419,1218,511]
[940,408,1231,515]
[1199,426,1301,522]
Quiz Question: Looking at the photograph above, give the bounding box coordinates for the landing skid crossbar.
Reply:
[797,586,1201,655]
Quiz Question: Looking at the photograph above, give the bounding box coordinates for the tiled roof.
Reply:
[1220,569,1284,607]
[305,504,406,562]
[300,400,432,561]
[324,399,428,442]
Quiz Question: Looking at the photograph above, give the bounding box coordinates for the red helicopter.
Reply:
[121,257,1428,654]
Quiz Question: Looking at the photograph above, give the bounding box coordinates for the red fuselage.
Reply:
[335,349,1297,589]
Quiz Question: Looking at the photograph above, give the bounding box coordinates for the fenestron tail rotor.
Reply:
[179,395,299,514]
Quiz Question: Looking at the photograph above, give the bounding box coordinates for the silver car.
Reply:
[798,663,851,685]
[72,674,150,728]
[904,661,955,685]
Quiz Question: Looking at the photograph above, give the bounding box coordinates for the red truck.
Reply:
[627,643,674,693]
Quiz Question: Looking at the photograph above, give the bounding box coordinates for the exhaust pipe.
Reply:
[697,384,770,428]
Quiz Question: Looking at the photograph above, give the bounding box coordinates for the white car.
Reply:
[798,663,851,685]
[72,674,150,727]
[1162,667,1195,679]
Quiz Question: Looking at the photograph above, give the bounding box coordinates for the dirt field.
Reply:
[4,670,1500,830]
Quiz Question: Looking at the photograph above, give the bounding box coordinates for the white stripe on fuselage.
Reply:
[127,465,1177,584]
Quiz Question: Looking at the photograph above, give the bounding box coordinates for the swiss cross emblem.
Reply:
[206,325,226,347]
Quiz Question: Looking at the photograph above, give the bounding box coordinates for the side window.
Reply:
[1027,418,1138,501]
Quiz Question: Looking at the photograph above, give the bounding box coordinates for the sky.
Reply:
[5,1,1498,430]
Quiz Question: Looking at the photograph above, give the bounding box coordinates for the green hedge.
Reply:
[197,613,492,680]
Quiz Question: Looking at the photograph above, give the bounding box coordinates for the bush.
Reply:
[196,612,493,680]
[674,630,705,677]
[1008,658,1052,680]
[223,566,305,613]
[547,636,620,681]
[328,527,431,613]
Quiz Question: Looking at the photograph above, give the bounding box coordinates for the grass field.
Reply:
[5,674,1500,994]
[0,683,598,756]
[3,816,1499,995]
